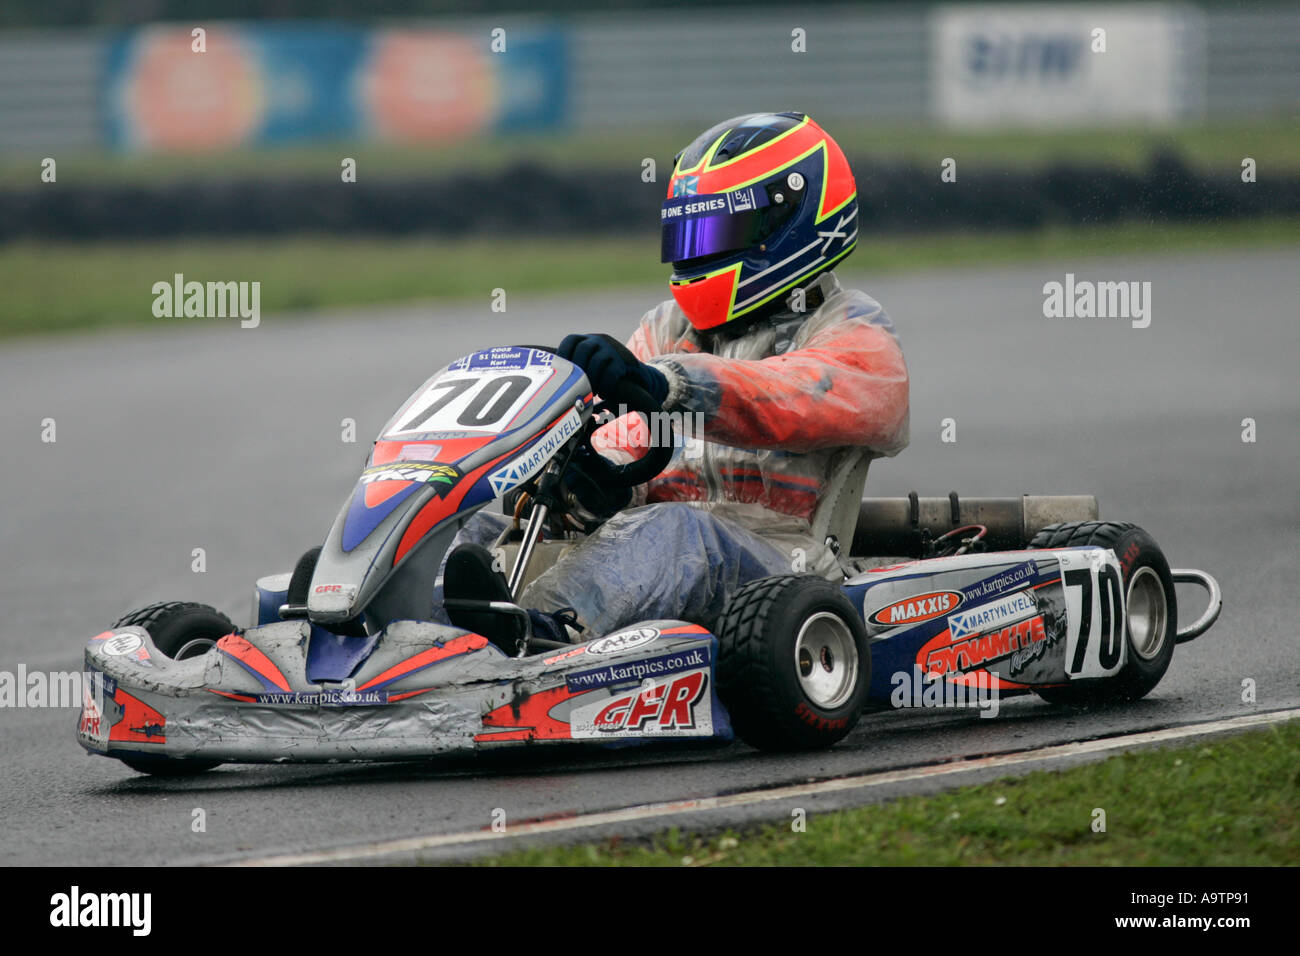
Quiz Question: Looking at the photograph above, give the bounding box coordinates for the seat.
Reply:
[809,448,874,561]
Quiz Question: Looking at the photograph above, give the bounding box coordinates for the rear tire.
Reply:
[110,601,235,775]
[1028,521,1177,706]
[716,575,870,751]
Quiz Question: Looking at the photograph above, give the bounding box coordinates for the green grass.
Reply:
[481,720,1300,866]
[5,218,1300,340]
[6,118,1300,186]
[0,235,661,339]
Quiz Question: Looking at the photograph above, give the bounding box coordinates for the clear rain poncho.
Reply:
[447,271,910,637]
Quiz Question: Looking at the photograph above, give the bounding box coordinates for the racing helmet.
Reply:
[661,112,858,332]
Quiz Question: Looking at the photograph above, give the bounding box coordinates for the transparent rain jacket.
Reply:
[589,271,910,576]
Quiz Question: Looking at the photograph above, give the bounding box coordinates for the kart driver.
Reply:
[450,112,909,644]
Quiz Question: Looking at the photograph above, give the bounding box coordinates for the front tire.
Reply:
[110,601,235,775]
[1028,521,1177,706]
[117,754,221,777]
[716,575,870,751]
[113,601,236,661]
[287,545,366,636]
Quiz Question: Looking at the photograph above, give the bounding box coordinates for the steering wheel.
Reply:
[579,376,675,489]
[517,344,674,490]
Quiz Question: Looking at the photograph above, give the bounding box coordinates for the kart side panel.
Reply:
[845,547,1126,703]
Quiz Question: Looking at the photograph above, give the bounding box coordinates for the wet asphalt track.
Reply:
[1,247,1298,865]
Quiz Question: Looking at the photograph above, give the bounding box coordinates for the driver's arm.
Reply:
[631,295,909,455]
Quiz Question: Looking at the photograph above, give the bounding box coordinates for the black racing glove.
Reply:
[557,333,669,406]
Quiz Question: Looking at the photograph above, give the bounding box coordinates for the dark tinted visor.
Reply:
[660,188,773,264]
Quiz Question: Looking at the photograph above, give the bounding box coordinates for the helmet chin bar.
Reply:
[670,262,742,331]
[672,264,831,333]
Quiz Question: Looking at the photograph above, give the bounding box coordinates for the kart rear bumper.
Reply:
[1170,568,1222,643]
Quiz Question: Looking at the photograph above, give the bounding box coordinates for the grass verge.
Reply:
[480,719,1300,866]
[3,218,1299,340]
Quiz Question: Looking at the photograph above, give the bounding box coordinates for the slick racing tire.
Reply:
[1027,521,1177,706]
[111,601,236,776]
[716,575,870,751]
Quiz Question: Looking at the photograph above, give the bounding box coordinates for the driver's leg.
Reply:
[428,510,511,627]
[518,502,800,638]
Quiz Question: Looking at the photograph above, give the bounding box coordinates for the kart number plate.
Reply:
[1059,549,1127,679]
[387,366,554,436]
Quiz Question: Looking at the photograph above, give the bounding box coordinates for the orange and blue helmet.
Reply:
[662,112,858,332]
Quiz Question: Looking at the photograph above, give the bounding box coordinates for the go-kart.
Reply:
[76,346,1222,774]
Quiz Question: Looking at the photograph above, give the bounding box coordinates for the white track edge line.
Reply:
[225,708,1300,867]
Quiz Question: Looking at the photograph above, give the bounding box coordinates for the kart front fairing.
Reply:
[77,618,729,764]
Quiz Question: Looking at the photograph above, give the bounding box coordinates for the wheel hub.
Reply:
[793,612,858,710]
[173,637,218,660]
[1126,566,1168,661]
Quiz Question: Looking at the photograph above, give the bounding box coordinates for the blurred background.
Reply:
[0,0,1297,335]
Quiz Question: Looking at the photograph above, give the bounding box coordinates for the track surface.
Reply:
[1,249,1297,865]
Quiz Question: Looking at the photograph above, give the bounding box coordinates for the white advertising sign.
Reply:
[932,4,1203,126]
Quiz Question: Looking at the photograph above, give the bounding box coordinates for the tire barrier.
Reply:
[1,152,1294,242]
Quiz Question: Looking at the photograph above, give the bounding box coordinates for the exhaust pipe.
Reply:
[851,494,1099,557]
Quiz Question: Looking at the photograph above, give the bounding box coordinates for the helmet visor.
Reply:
[660,189,773,264]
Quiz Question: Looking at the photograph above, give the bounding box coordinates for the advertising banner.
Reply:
[104,23,567,152]
[931,4,1203,127]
